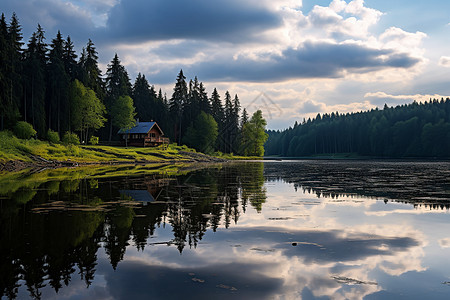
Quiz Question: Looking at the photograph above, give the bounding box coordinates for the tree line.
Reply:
[266,99,450,158]
[0,12,267,156]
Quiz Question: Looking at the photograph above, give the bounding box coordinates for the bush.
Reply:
[14,121,36,139]
[47,129,60,144]
[89,136,99,145]
[62,132,80,145]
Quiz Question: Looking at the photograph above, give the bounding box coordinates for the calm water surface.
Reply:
[1,161,450,299]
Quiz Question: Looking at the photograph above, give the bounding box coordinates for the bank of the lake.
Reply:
[0,131,235,172]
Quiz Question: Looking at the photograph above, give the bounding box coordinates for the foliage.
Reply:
[69,79,106,143]
[62,131,80,145]
[47,129,60,144]
[89,136,99,145]
[14,121,36,139]
[240,110,268,157]
[266,99,450,158]
[183,112,218,154]
[111,95,136,131]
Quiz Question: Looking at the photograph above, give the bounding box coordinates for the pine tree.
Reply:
[133,73,154,121]
[198,82,210,114]
[63,36,78,81]
[169,70,188,144]
[79,39,104,101]
[48,30,69,133]
[0,13,23,129]
[210,88,224,151]
[0,13,8,129]
[210,88,223,127]
[223,91,233,152]
[231,94,241,152]
[105,53,132,141]
[23,24,47,137]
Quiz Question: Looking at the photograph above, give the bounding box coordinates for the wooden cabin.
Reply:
[118,120,169,147]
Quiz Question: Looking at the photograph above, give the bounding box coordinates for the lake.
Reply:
[1,160,450,299]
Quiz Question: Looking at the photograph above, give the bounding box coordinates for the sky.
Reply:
[2,0,450,130]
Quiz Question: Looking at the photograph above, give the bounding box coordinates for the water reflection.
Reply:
[264,160,450,209]
[0,162,268,298]
[0,161,449,299]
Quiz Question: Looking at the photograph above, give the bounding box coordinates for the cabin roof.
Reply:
[118,121,164,135]
[119,190,155,203]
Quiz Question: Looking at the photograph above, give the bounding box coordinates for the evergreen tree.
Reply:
[231,94,241,152]
[105,53,132,141]
[198,82,210,114]
[23,24,47,137]
[223,91,233,152]
[79,39,104,101]
[241,108,249,128]
[0,13,23,129]
[183,111,218,154]
[63,36,78,81]
[47,30,70,133]
[169,70,188,144]
[0,13,8,129]
[210,87,224,151]
[133,73,152,121]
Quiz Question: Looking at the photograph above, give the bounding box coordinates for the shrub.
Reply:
[66,144,81,156]
[47,129,60,144]
[14,121,36,139]
[89,136,99,145]
[62,132,80,145]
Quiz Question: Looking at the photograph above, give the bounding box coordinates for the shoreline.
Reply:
[0,151,227,173]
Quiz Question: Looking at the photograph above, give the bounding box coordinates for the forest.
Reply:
[0,12,267,156]
[266,99,450,158]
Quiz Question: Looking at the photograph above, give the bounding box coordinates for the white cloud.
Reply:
[379,27,427,56]
[364,92,449,105]
[439,238,450,249]
[439,56,450,67]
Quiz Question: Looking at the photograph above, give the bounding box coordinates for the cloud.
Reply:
[380,27,427,55]
[101,0,283,43]
[299,100,326,114]
[439,238,450,249]
[178,41,420,83]
[1,0,96,42]
[307,0,383,39]
[439,56,450,67]
[364,92,450,107]
[104,261,284,299]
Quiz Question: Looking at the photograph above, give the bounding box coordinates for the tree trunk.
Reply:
[24,86,27,122]
[31,75,35,129]
[109,118,113,142]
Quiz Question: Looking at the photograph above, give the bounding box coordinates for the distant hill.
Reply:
[265,98,450,158]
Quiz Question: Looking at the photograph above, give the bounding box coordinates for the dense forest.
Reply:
[266,99,450,158]
[0,12,267,156]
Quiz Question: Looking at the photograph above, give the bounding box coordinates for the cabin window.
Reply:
[151,133,156,137]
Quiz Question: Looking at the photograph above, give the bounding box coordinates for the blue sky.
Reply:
[2,0,450,129]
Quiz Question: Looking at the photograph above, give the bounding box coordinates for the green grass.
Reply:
[0,131,200,164]
[0,163,192,198]
[0,130,263,164]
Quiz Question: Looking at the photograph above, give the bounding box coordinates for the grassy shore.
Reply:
[0,131,258,171]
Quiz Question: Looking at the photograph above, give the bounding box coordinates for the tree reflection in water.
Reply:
[1,161,448,299]
[0,162,266,298]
